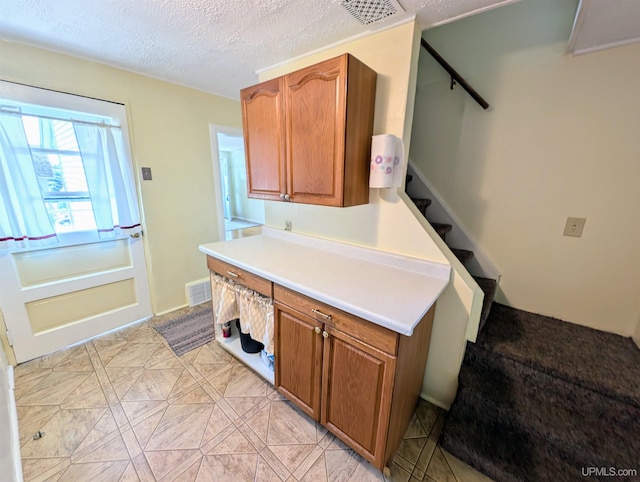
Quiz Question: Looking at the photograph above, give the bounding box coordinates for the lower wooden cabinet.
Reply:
[321,326,395,463]
[273,305,322,421]
[274,285,435,470]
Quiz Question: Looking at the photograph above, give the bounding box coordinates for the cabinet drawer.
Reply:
[274,285,397,356]
[207,256,272,297]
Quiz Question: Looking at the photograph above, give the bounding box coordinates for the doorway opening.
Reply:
[209,125,264,241]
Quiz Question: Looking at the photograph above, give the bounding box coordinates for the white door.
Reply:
[0,235,151,363]
[0,82,152,363]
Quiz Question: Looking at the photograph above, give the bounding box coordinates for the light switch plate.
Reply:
[563,217,586,237]
[141,167,152,181]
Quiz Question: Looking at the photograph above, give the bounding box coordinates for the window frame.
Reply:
[0,81,139,251]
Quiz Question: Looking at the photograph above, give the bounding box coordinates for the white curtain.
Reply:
[0,112,57,249]
[73,124,142,238]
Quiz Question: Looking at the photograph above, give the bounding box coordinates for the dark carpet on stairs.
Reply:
[441,303,640,482]
[478,303,640,409]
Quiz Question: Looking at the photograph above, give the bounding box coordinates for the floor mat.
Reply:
[154,306,215,356]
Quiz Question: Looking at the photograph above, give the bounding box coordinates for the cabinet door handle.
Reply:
[314,326,321,334]
[226,270,239,278]
[284,194,291,201]
[311,308,332,321]
[322,331,329,339]
[279,193,286,199]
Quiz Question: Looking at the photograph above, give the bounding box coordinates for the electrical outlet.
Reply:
[141,167,152,181]
[563,217,586,237]
[285,221,292,231]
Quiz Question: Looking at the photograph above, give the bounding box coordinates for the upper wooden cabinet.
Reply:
[240,77,286,201]
[240,54,377,207]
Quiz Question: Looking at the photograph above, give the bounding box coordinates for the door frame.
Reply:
[209,124,245,241]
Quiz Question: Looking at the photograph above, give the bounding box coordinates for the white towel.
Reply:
[212,274,275,354]
[211,274,239,324]
[238,288,274,355]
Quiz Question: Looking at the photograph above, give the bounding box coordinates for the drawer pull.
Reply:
[226,270,240,278]
[322,331,329,339]
[311,308,332,321]
[314,326,321,334]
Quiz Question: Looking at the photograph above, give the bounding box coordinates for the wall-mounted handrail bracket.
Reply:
[421,38,489,110]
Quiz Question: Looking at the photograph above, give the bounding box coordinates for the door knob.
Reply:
[322,331,329,339]
[314,327,321,334]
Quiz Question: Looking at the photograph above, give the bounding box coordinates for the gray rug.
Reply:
[154,306,215,356]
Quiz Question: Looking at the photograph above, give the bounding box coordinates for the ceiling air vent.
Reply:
[341,0,405,25]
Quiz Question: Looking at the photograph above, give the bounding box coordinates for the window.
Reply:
[0,81,141,249]
[22,115,97,233]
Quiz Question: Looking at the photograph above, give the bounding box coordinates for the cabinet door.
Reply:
[321,326,396,467]
[274,302,323,421]
[241,77,286,201]
[284,56,346,206]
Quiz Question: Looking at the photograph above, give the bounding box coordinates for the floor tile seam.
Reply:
[84,341,120,397]
[116,367,150,402]
[192,402,221,451]
[69,428,128,464]
[195,375,225,407]
[86,339,119,373]
[440,450,467,482]
[159,453,204,482]
[147,448,201,482]
[257,445,293,480]
[60,382,109,411]
[288,444,325,480]
[126,400,169,429]
[395,447,419,471]
[119,425,144,461]
[64,406,113,460]
[23,456,71,482]
[16,370,93,407]
[416,412,437,438]
[129,406,170,452]
[16,403,61,430]
[426,413,444,441]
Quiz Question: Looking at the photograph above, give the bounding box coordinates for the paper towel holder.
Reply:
[369,134,404,189]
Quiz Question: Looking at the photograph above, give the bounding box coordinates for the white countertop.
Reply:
[199,227,451,336]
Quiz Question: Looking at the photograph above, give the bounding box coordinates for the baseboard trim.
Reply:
[420,391,451,411]
[7,366,24,482]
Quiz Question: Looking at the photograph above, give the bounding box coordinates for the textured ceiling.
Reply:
[569,0,640,54]
[0,0,520,99]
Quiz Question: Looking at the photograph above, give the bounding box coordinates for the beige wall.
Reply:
[0,40,241,316]
[411,0,640,335]
[260,20,482,408]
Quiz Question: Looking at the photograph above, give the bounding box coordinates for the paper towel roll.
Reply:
[369,134,404,188]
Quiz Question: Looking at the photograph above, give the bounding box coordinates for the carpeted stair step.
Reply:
[473,276,497,332]
[451,248,474,267]
[411,197,432,216]
[431,222,452,240]
[477,303,640,409]
[442,343,640,482]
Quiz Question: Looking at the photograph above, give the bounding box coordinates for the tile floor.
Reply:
[14,305,492,482]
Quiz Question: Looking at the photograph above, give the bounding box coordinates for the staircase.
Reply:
[408,178,640,481]
[408,191,497,331]
[441,304,640,481]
